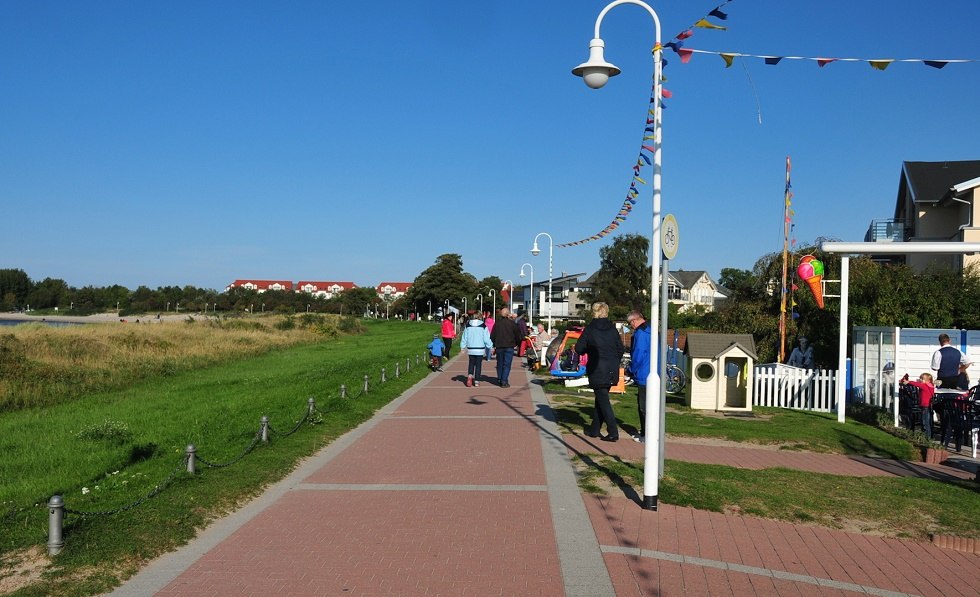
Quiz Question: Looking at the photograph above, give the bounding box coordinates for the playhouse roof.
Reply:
[684,332,757,361]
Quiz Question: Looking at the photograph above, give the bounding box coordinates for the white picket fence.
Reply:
[753,366,837,412]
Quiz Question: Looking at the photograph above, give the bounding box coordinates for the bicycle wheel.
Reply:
[665,366,686,394]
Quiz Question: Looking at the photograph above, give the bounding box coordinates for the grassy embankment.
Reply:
[547,386,980,541]
[0,316,437,596]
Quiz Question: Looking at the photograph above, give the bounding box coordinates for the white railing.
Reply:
[753,367,837,412]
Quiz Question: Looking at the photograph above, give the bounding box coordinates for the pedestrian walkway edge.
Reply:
[526,373,616,597]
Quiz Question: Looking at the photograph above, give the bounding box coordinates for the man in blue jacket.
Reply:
[626,310,651,443]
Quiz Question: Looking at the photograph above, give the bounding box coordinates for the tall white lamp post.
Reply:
[531,232,554,334]
[427,300,432,319]
[477,293,483,313]
[502,280,514,312]
[519,263,534,325]
[573,0,664,510]
[488,289,496,315]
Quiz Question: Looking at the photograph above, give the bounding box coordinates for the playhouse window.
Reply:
[695,362,715,382]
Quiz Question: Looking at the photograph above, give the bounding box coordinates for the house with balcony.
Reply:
[296,281,356,299]
[376,282,412,301]
[226,279,294,293]
[865,160,980,271]
[667,270,727,313]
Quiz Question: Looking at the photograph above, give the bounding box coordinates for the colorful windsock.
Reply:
[797,256,825,309]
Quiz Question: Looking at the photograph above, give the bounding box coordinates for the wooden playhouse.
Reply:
[684,333,757,412]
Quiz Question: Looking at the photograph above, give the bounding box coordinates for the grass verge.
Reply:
[0,320,437,596]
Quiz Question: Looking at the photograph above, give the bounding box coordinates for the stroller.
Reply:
[524,336,541,369]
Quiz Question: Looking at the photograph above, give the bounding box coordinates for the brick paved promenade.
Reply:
[112,356,979,596]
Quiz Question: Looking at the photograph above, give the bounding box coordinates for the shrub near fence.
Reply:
[753,366,837,412]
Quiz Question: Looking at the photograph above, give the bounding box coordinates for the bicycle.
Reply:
[621,353,687,394]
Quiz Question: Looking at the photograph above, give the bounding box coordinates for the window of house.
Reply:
[695,362,715,382]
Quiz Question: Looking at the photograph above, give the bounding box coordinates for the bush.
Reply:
[274,315,296,331]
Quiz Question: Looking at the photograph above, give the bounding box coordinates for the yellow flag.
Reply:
[634,176,647,185]
[695,18,727,30]
[869,60,894,71]
[720,53,736,68]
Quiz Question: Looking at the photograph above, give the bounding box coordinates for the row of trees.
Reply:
[0,269,400,317]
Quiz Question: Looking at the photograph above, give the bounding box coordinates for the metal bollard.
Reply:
[363,375,369,394]
[381,367,386,383]
[47,495,64,556]
[260,416,269,443]
[186,444,196,474]
[406,357,411,372]
[341,384,347,399]
[308,397,315,415]
[416,354,421,366]
[395,362,400,378]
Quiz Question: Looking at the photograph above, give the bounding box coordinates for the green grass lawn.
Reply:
[547,383,980,540]
[0,320,437,596]
[546,385,917,459]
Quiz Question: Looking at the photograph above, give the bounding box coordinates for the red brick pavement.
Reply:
[588,495,980,597]
[149,357,567,596]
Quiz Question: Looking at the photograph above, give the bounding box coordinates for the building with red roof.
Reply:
[225,279,293,293]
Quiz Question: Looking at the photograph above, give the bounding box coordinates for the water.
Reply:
[0,318,84,328]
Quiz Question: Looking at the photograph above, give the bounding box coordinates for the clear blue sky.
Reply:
[2,1,978,291]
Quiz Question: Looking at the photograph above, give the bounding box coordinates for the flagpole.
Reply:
[779,156,791,363]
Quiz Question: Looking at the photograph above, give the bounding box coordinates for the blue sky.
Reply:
[2,1,978,291]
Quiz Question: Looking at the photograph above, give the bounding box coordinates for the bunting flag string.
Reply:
[556,1,736,249]
[671,47,976,70]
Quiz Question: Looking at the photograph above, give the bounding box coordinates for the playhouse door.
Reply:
[722,357,748,409]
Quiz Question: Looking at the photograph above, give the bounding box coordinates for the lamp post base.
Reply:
[642,494,658,510]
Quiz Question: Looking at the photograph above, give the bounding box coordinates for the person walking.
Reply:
[625,310,650,442]
[575,302,625,442]
[441,313,457,357]
[459,313,492,387]
[490,306,523,387]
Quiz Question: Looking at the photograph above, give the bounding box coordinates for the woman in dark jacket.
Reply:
[575,302,625,441]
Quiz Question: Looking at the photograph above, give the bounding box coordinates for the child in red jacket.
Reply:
[900,372,935,439]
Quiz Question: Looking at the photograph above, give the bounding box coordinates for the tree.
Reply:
[583,234,651,319]
[718,267,758,301]
[0,269,31,309]
[405,254,478,314]
[28,278,70,309]
[341,287,380,316]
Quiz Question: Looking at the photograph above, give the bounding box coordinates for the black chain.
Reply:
[197,430,263,469]
[64,456,188,517]
[268,408,310,438]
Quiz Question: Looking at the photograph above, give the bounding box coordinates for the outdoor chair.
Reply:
[898,384,921,432]
[939,396,971,452]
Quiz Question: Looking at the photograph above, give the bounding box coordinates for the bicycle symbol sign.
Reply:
[661,214,679,259]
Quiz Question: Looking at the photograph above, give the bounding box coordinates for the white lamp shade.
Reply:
[571,38,621,89]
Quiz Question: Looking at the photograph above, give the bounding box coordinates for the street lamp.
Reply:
[502,280,514,312]
[462,296,467,314]
[519,263,534,325]
[573,0,664,511]
[427,300,432,319]
[307,304,311,313]
[476,293,483,313]
[488,289,496,316]
[531,232,554,334]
